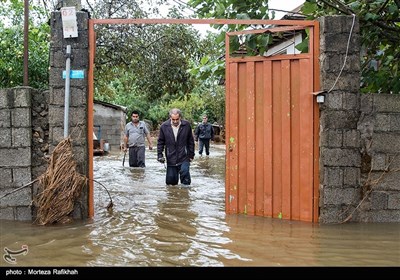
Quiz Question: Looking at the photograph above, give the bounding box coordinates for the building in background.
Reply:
[93,100,127,153]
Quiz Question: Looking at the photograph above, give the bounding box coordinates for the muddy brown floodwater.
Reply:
[1,143,399,267]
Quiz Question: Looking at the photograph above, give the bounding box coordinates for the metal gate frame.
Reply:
[87,18,320,220]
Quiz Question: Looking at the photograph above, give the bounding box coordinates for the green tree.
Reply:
[0,0,227,128]
[302,0,400,93]
[0,0,50,89]
[188,0,400,94]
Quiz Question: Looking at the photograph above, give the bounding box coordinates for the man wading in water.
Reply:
[123,110,153,167]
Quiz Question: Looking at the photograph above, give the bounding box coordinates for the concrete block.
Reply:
[0,89,10,108]
[14,87,31,107]
[368,210,400,222]
[343,92,360,110]
[15,206,32,221]
[325,92,343,110]
[0,128,12,147]
[323,187,360,205]
[370,191,388,210]
[0,187,31,207]
[0,147,31,167]
[388,193,400,210]
[0,109,11,127]
[0,168,12,186]
[48,106,64,126]
[343,129,359,148]
[389,114,400,131]
[371,133,400,152]
[320,110,359,129]
[69,106,87,126]
[360,94,374,114]
[344,167,360,186]
[375,114,390,131]
[371,153,386,171]
[324,167,343,186]
[322,147,361,167]
[373,94,400,113]
[12,127,31,147]
[49,67,65,87]
[12,167,32,187]
[11,108,31,127]
[0,207,14,220]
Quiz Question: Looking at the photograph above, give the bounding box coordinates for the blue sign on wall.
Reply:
[62,70,85,79]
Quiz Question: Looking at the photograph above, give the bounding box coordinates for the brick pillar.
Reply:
[48,10,89,219]
[318,15,361,223]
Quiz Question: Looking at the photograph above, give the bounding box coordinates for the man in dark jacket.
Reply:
[194,114,214,156]
[157,108,195,186]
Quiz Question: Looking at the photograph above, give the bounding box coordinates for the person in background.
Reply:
[123,110,153,167]
[157,108,195,186]
[194,114,214,156]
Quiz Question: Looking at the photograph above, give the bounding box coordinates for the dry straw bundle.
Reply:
[35,137,87,225]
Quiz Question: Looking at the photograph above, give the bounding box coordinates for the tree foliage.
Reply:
[0,0,227,127]
[0,0,49,89]
[88,1,210,125]
[302,0,400,93]
[188,0,400,94]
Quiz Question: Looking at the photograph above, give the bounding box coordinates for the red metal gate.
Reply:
[225,24,320,222]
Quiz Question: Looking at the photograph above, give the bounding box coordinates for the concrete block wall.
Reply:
[318,15,362,223]
[0,87,33,220]
[93,102,127,151]
[318,16,399,223]
[358,95,400,222]
[48,10,90,219]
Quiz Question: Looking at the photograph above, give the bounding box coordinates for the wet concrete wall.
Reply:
[318,16,399,223]
[0,88,34,220]
[0,9,90,221]
[48,9,90,220]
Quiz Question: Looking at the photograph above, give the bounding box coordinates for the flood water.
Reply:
[1,143,399,267]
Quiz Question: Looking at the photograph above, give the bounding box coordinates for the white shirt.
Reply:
[171,121,181,141]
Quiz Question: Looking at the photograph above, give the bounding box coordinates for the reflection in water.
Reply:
[128,167,146,181]
[1,143,399,267]
[195,156,220,177]
[152,187,197,266]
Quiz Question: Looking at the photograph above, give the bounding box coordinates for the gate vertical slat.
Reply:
[281,60,292,219]
[255,62,265,215]
[263,61,274,217]
[246,62,256,215]
[291,60,301,220]
[299,59,314,221]
[238,63,247,214]
[227,62,239,213]
[272,60,283,218]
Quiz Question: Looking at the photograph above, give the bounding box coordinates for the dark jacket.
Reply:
[157,119,195,166]
[194,123,214,141]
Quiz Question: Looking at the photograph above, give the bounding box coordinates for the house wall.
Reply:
[93,102,126,151]
[265,33,303,56]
